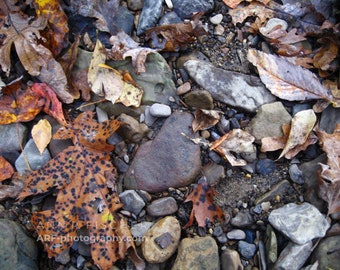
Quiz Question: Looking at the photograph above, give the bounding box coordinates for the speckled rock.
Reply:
[268,203,330,244]
[184,60,276,112]
[136,0,163,35]
[119,190,145,215]
[142,216,181,263]
[184,90,214,109]
[124,112,201,192]
[172,236,219,270]
[146,197,178,217]
[172,0,214,19]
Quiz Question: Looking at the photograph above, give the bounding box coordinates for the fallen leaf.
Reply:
[0,12,47,76]
[223,0,271,9]
[18,112,144,270]
[0,156,14,181]
[313,36,339,72]
[247,49,339,106]
[184,180,225,228]
[210,129,256,166]
[192,109,222,133]
[35,0,69,56]
[32,119,52,154]
[0,173,25,200]
[318,172,340,214]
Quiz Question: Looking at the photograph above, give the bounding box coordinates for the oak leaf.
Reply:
[0,156,14,181]
[31,119,52,155]
[18,111,144,270]
[184,180,225,228]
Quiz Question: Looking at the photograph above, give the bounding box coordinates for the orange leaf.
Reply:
[184,181,225,228]
[0,156,14,181]
[31,119,52,154]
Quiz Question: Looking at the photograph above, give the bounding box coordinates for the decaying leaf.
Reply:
[223,0,271,9]
[192,109,222,133]
[184,180,225,228]
[145,11,207,52]
[18,112,144,270]
[247,49,339,107]
[32,119,52,155]
[318,172,340,215]
[313,36,339,72]
[210,129,256,166]
[0,173,26,200]
[0,156,14,181]
[0,12,47,76]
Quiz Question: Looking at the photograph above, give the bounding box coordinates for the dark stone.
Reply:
[137,0,163,35]
[172,0,214,19]
[159,11,182,25]
[256,159,275,176]
[154,232,172,249]
[113,6,134,35]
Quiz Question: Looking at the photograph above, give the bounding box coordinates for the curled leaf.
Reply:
[192,109,222,133]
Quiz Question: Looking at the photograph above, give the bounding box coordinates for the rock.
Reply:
[214,24,225,36]
[177,51,210,69]
[113,6,134,35]
[238,240,257,259]
[231,209,254,227]
[320,105,340,133]
[184,90,214,109]
[0,123,27,152]
[172,236,219,270]
[274,241,313,270]
[221,248,244,270]
[255,159,275,176]
[210,14,223,25]
[184,60,276,112]
[130,221,154,245]
[116,113,150,143]
[119,190,145,215]
[127,0,144,11]
[15,138,51,174]
[149,103,172,117]
[292,103,312,116]
[172,0,214,19]
[248,102,291,143]
[176,82,191,95]
[55,248,70,264]
[265,225,278,268]
[146,197,178,217]
[289,164,304,184]
[268,202,330,245]
[255,180,292,205]
[144,106,157,126]
[137,0,163,35]
[227,229,246,240]
[311,236,340,270]
[124,112,201,192]
[159,11,182,25]
[202,162,225,186]
[0,219,38,270]
[142,216,181,263]
[113,53,177,105]
[47,116,72,157]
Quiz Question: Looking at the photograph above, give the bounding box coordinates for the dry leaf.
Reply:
[184,180,225,228]
[0,172,25,200]
[223,0,271,9]
[313,36,339,72]
[0,156,14,181]
[32,119,52,154]
[210,129,256,166]
[247,49,339,107]
[192,109,222,133]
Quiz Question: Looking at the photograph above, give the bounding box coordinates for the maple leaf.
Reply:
[184,180,225,228]
[18,112,144,270]
[0,12,47,76]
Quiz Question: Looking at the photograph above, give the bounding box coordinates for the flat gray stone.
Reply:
[146,197,178,217]
[172,0,214,19]
[0,123,27,152]
[124,112,201,192]
[15,138,51,174]
[119,190,145,215]
[184,60,276,112]
[137,0,163,35]
[0,219,38,270]
[268,203,330,245]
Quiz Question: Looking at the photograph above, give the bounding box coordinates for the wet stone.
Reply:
[202,162,225,186]
[268,202,330,244]
[184,90,214,109]
[238,240,257,259]
[119,190,145,216]
[0,123,27,152]
[146,197,178,217]
[227,229,246,240]
[266,225,278,268]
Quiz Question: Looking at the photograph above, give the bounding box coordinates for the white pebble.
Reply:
[165,0,173,9]
[149,103,171,118]
[210,14,223,25]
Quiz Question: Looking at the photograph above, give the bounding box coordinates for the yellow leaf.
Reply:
[32,119,52,154]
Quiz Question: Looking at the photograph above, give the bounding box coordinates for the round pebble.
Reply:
[238,240,257,259]
[210,14,223,25]
[176,82,191,95]
[227,229,246,240]
[289,164,304,184]
[149,103,172,117]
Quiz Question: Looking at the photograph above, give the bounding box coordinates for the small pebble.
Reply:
[238,240,257,259]
[227,229,246,240]
[165,0,173,9]
[176,82,191,95]
[256,159,275,176]
[289,164,304,184]
[149,103,172,117]
[210,14,223,25]
[214,24,225,36]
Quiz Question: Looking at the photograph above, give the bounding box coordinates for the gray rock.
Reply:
[320,105,340,133]
[221,248,244,270]
[144,106,157,126]
[0,123,27,152]
[116,113,150,143]
[292,103,312,116]
[254,180,292,205]
[238,240,257,259]
[146,197,178,217]
[311,236,340,270]
[265,225,278,268]
[231,209,254,227]
[289,164,304,184]
[0,219,38,270]
[184,90,214,109]
[184,60,276,112]
[15,138,51,174]
[172,236,219,270]
[274,241,313,270]
[172,0,214,19]
[127,0,144,11]
[113,53,177,105]
[149,103,171,118]
[124,112,201,192]
[130,221,154,245]
[248,102,291,143]
[202,162,225,186]
[268,203,330,245]
[159,11,182,25]
[55,248,70,265]
[227,229,246,240]
[119,190,145,215]
[113,6,134,35]
[137,0,163,35]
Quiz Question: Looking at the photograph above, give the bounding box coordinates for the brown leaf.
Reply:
[0,12,47,76]
[223,0,271,9]
[247,49,338,106]
[32,119,52,155]
[192,109,222,133]
[0,156,14,181]
[210,129,256,166]
[0,173,25,200]
[313,37,339,72]
[318,173,340,214]
[184,180,225,228]
[18,112,144,270]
